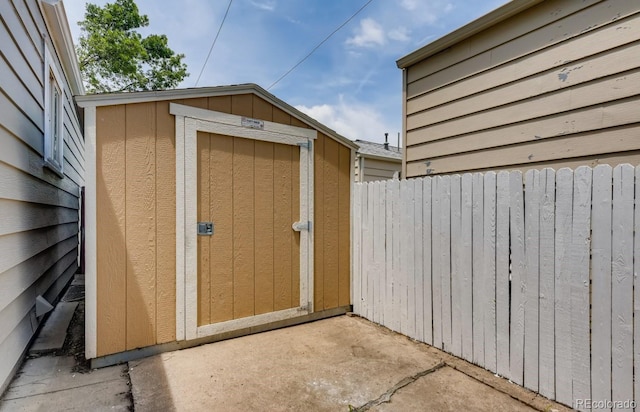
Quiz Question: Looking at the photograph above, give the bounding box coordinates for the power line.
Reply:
[195,0,233,87]
[267,0,374,91]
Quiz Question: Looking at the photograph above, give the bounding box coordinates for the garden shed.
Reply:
[76,84,356,363]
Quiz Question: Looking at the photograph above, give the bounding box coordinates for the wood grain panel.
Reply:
[322,137,340,309]
[252,96,273,121]
[254,140,275,314]
[209,134,234,323]
[407,70,640,137]
[231,94,253,117]
[233,137,255,318]
[273,106,291,125]
[407,22,640,114]
[409,41,640,129]
[406,0,612,85]
[96,105,126,356]
[338,145,351,306]
[154,100,176,343]
[274,144,293,311]
[197,132,211,326]
[124,103,157,350]
[408,124,640,176]
[207,95,232,113]
[407,97,640,161]
[314,134,325,310]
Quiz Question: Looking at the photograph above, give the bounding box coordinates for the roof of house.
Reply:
[396,0,543,69]
[355,139,402,162]
[40,0,85,95]
[76,83,359,150]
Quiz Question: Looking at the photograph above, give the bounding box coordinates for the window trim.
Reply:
[44,43,65,177]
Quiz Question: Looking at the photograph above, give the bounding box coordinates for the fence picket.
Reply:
[509,171,526,386]
[414,179,425,342]
[495,172,510,378]
[391,179,401,333]
[634,166,640,410]
[571,166,592,409]
[524,170,540,391]
[432,176,443,349]
[385,180,397,331]
[555,168,573,405]
[373,182,385,324]
[366,183,375,322]
[461,174,474,362]
[406,180,416,339]
[422,177,433,345]
[538,168,556,399]
[353,183,362,315]
[441,176,452,352]
[591,165,612,410]
[450,175,463,357]
[472,173,485,366]
[611,164,634,410]
[483,172,497,373]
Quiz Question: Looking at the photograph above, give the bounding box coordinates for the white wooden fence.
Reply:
[352,164,640,411]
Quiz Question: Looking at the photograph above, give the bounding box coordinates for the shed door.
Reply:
[197,132,301,326]
[173,103,315,341]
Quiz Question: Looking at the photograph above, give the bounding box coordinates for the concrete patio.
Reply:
[0,289,571,411]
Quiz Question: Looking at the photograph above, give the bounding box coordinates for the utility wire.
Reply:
[267,0,374,91]
[195,0,234,87]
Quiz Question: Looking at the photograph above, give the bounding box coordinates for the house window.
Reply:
[44,44,64,177]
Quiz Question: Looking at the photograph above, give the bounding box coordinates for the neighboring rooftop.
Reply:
[355,139,402,161]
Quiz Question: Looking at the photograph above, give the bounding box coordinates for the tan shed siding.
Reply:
[404,0,640,177]
[314,133,351,310]
[95,94,350,356]
[0,0,83,393]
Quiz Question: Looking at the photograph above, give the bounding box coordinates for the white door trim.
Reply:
[172,103,315,341]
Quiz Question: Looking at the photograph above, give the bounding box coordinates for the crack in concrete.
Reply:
[2,378,124,401]
[351,362,446,411]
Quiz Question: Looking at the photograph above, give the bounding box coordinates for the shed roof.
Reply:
[355,139,402,162]
[396,0,543,69]
[76,83,359,150]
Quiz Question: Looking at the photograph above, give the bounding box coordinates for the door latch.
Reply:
[292,221,311,232]
[197,222,214,236]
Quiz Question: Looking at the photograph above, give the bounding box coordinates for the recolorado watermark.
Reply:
[574,399,636,409]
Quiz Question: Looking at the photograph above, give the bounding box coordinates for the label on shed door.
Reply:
[241,117,264,130]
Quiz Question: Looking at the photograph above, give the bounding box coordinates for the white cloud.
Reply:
[345,18,386,48]
[296,98,391,142]
[388,26,410,42]
[400,0,454,25]
[250,1,276,11]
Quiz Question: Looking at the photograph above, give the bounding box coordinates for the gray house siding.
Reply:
[0,0,84,393]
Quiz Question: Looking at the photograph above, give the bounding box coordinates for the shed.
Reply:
[353,139,402,182]
[76,84,356,363]
[397,0,640,178]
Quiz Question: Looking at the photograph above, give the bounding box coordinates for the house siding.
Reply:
[356,157,401,182]
[403,0,640,177]
[0,0,84,393]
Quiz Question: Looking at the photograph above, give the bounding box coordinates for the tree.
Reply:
[77,0,188,93]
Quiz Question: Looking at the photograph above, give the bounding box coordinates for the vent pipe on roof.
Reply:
[384,133,389,150]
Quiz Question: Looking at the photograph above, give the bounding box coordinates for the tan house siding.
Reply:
[0,0,84,392]
[94,94,351,357]
[401,0,640,177]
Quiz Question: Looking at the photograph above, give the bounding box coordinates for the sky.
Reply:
[62,0,509,145]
